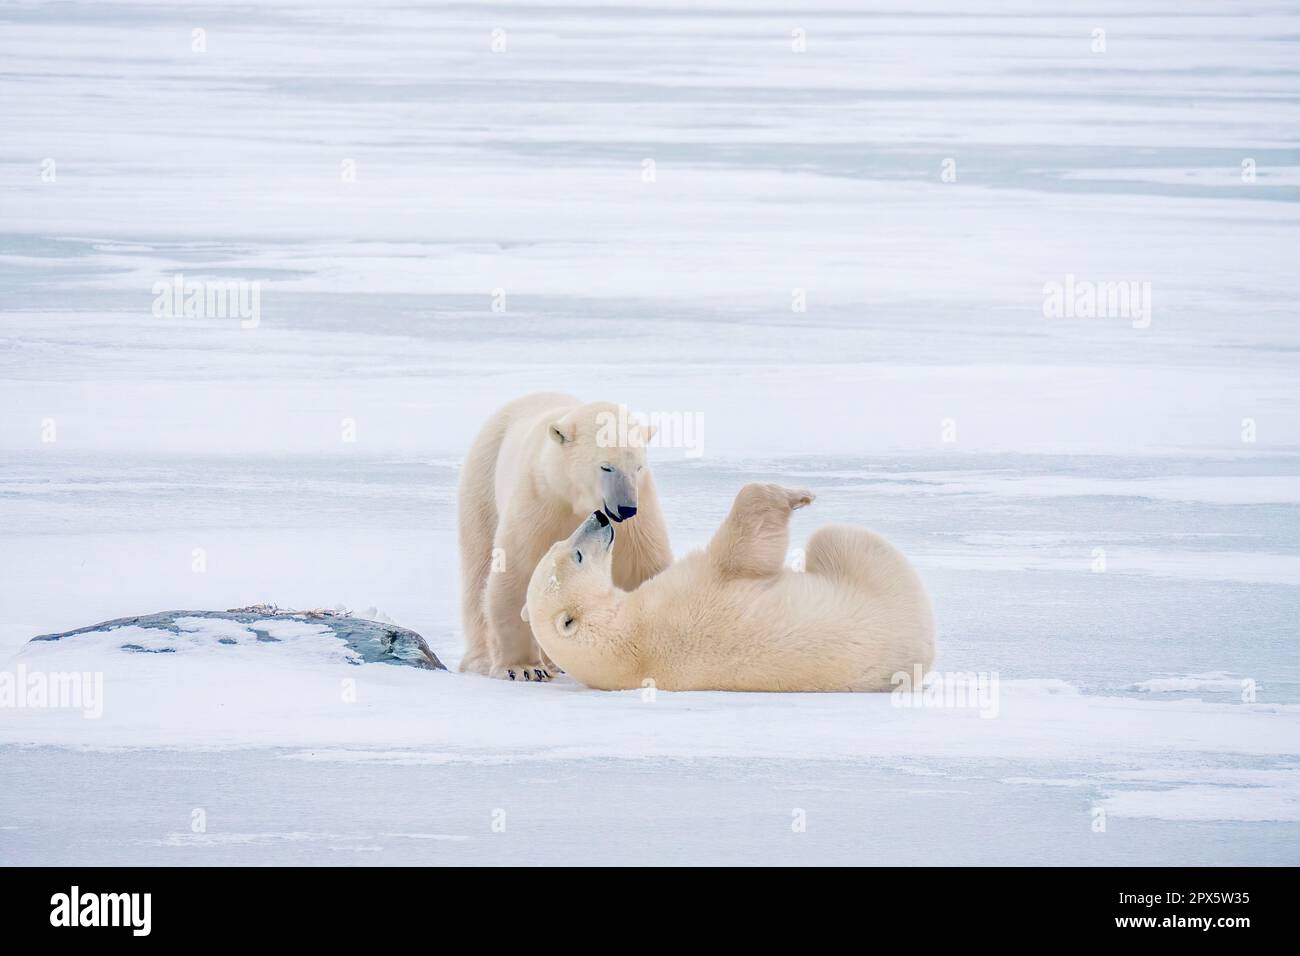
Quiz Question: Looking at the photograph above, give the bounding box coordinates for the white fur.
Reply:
[458,392,672,680]
[524,483,935,692]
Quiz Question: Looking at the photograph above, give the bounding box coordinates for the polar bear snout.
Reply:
[572,509,616,554]
[575,510,616,551]
[598,467,639,523]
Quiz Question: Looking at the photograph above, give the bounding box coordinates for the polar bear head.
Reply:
[540,402,656,523]
[522,510,630,679]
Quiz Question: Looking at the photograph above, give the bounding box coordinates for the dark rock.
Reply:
[30,606,446,670]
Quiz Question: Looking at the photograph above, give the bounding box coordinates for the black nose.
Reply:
[617,505,637,521]
[593,510,610,527]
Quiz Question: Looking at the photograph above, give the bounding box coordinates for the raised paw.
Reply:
[784,487,815,510]
[490,662,554,682]
[738,482,816,513]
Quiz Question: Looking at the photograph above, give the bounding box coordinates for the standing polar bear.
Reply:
[523,483,935,692]
[459,392,673,680]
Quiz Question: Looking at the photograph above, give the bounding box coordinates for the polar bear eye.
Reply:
[574,549,583,564]
[600,463,613,473]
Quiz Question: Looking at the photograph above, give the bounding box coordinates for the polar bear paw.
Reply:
[742,482,815,511]
[785,487,816,510]
[491,662,554,682]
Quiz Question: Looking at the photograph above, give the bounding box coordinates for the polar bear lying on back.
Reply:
[523,483,935,692]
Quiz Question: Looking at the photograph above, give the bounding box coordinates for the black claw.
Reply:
[541,670,550,679]
[507,669,516,680]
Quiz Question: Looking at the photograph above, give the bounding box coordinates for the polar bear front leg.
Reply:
[484,562,553,682]
[707,483,815,580]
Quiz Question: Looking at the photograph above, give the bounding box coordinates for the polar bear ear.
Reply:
[520,604,530,623]
[549,420,575,445]
[554,611,578,637]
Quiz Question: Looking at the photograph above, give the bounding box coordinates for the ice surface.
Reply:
[1,0,1298,864]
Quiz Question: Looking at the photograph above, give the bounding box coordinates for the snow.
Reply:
[2,0,1299,864]
[1131,674,1251,694]
[1100,785,1300,823]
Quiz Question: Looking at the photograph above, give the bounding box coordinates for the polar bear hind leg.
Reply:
[806,525,935,692]
[456,414,506,675]
[707,483,815,579]
[804,525,903,593]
